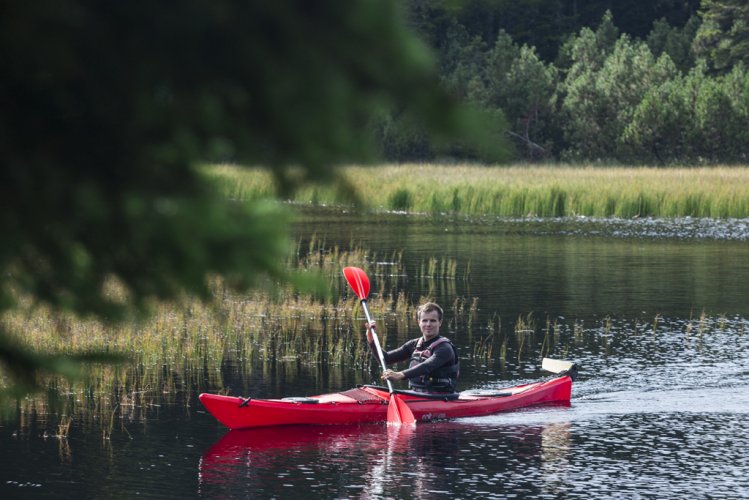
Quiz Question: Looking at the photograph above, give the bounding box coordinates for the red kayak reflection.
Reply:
[203,422,415,452]
[198,417,572,497]
[199,424,414,477]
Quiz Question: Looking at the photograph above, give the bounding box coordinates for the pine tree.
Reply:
[694,0,749,71]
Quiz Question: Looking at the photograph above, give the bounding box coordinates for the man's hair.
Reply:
[417,302,443,321]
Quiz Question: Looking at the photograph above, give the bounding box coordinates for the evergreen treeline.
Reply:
[376,0,749,164]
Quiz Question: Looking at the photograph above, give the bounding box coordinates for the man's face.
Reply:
[419,310,442,340]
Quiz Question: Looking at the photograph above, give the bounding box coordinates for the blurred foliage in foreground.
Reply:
[0,1,508,396]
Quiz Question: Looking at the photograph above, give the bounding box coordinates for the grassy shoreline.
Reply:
[210,164,749,218]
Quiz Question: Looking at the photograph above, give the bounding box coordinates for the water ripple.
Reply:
[513,216,749,240]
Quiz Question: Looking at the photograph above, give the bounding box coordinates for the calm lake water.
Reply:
[2,208,749,498]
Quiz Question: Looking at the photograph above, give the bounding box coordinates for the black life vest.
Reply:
[408,336,460,393]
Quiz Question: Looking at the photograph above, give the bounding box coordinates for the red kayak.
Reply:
[199,358,577,429]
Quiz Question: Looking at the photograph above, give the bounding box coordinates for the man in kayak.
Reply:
[366,301,459,393]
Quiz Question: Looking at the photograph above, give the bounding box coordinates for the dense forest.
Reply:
[376,0,749,164]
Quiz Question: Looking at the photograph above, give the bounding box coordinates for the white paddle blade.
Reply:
[542,358,574,374]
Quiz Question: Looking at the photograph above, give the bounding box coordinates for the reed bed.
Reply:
[209,163,749,218]
[0,241,471,432]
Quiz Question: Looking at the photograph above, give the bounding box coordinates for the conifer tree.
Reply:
[694,0,749,71]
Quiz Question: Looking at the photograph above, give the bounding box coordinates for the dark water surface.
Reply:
[2,209,749,498]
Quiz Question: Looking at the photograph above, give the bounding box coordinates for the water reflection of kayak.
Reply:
[199,359,577,430]
[203,424,399,456]
[198,420,574,494]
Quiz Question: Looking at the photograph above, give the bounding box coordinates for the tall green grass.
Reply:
[209,163,749,218]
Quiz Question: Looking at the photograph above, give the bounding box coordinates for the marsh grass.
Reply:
[472,312,566,365]
[540,317,560,358]
[514,313,537,362]
[473,334,493,360]
[210,164,749,218]
[0,242,466,433]
[56,415,72,439]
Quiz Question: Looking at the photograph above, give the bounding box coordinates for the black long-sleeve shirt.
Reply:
[370,335,455,379]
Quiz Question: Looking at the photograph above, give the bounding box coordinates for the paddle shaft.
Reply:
[359,299,395,394]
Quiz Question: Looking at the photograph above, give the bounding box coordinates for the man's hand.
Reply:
[382,369,405,381]
[364,321,376,343]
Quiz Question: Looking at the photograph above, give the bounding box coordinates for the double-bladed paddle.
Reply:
[343,266,416,426]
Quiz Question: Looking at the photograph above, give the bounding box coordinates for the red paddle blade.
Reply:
[387,394,416,426]
[342,266,370,300]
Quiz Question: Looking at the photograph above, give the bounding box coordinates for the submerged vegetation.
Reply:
[211,164,749,219]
